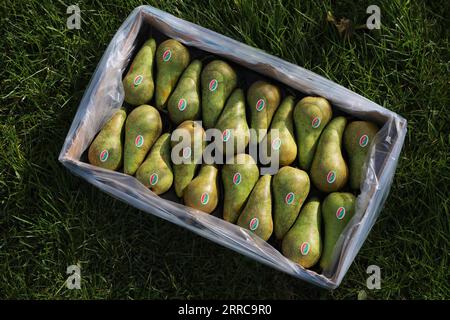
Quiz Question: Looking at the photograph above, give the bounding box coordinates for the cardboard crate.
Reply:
[59,6,407,289]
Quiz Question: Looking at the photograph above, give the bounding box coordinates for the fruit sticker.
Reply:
[222,129,231,142]
[133,75,143,87]
[232,172,242,185]
[255,98,266,112]
[326,170,336,184]
[182,147,191,159]
[285,192,295,205]
[359,134,369,148]
[209,79,218,92]
[200,192,209,205]
[271,137,282,150]
[336,207,346,220]
[135,135,144,148]
[300,242,310,255]
[178,98,187,111]
[162,49,171,62]
[311,117,321,128]
[99,149,109,162]
[249,217,259,231]
[149,173,159,186]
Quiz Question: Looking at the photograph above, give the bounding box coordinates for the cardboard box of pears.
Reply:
[87,37,380,273]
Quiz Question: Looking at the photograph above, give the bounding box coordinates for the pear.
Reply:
[214,88,250,157]
[222,153,259,223]
[261,95,297,167]
[201,60,237,128]
[273,166,310,239]
[122,38,156,106]
[183,164,219,214]
[320,192,356,271]
[88,109,126,170]
[135,133,173,195]
[343,121,379,190]
[293,96,333,171]
[123,105,162,175]
[167,60,202,125]
[310,116,349,192]
[282,198,322,268]
[247,81,281,143]
[237,175,273,241]
[171,120,206,198]
[155,39,190,109]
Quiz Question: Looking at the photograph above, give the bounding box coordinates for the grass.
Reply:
[1,0,449,299]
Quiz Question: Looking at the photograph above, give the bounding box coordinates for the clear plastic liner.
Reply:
[58,6,407,289]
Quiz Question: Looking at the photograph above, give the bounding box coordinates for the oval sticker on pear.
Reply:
[135,135,144,148]
[200,192,209,205]
[209,79,218,91]
[162,49,171,62]
[326,170,336,184]
[133,75,143,87]
[178,98,187,111]
[336,207,346,220]
[99,149,109,162]
[249,217,259,231]
[300,242,310,256]
[255,98,265,112]
[149,173,159,186]
[359,134,369,147]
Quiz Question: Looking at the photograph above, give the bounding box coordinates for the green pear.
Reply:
[320,192,356,271]
[183,164,219,214]
[310,116,349,192]
[282,198,322,268]
[343,121,379,190]
[123,105,162,175]
[155,39,190,109]
[247,81,281,143]
[214,88,250,157]
[273,166,310,240]
[261,95,297,166]
[135,133,173,195]
[171,120,206,198]
[293,96,333,171]
[167,60,202,125]
[237,175,273,241]
[222,153,259,223]
[122,38,156,106]
[201,60,237,128]
[88,109,126,170]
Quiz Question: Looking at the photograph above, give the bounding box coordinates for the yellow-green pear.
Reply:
[320,192,356,271]
[183,164,219,214]
[293,96,332,170]
[135,133,173,195]
[155,39,190,109]
[273,166,310,240]
[237,175,273,241]
[282,198,322,268]
[123,105,162,175]
[247,81,281,143]
[343,121,379,190]
[201,60,237,128]
[167,60,202,125]
[222,153,259,223]
[88,109,126,170]
[171,120,206,198]
[122,38,156,106]
[310,116,349,193]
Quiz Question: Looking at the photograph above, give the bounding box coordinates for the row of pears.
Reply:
[88,37,380,272]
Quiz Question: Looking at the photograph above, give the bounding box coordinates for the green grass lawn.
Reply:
[1,0,449,299]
